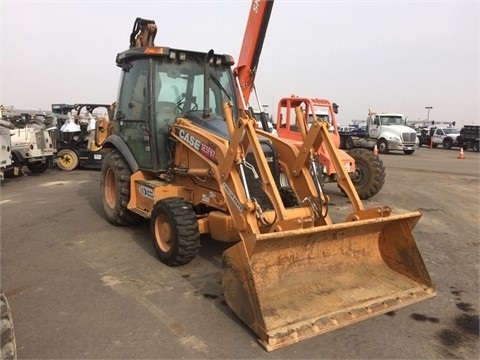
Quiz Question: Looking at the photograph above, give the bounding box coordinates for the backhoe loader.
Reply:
[97,10,435,352]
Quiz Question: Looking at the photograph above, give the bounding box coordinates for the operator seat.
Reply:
[156,101,178,131]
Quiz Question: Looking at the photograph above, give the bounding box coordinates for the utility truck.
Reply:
[0,107,55,176]
[340,111,419,154]
[0,120,13,181]
[431,127,462,149]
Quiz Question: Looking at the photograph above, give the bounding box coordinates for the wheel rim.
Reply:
[378,141,387,153]
[57,149,78,170]
[154,214,172,252]
[104,168,117,208]
[346,138,353,149]
[351,163,367,187]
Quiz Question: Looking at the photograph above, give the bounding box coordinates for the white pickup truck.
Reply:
[431,127,461,149]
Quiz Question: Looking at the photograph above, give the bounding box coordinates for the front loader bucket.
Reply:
[222,211,435,351]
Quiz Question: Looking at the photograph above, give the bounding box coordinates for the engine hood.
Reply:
[382,124,416,134]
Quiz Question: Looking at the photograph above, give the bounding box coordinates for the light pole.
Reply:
[425,106,433,123]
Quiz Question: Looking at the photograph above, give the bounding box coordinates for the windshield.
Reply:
[153,57,235,118]
[307,105,330,125]
[380,116,404,126]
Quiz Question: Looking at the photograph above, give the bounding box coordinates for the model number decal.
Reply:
[179,129,201,150]
[223,182,243,212]
[140,186,154,199]
[178,129,217,162]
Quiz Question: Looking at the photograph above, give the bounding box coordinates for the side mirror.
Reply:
[332,103,339,114]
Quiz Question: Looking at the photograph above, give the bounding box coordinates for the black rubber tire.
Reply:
[279,187,298,207]
[26,160,49,173]
[443,138,453,150]
[344,136,354,150]
[2,168,17,178]
[342,148,385,200]
[100,149,143,226]
[151,197,200,266]
[377,139,389,154]
[56,148,78,171]
[473,142,479,152]
[1,292,17,360]
[403,150,415,155]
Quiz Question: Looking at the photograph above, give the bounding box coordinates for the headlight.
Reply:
[390,136,401,142]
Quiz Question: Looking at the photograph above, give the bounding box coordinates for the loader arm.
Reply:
[291,107,365,214]
[170,102,330,256]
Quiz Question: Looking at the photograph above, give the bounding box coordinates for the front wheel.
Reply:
[151,198,200,266]
[443,138,453,150]
[26,160,49,173]
[343,148,385,199]
[100,149,143,226]
[377,139,389,154]
[1,292,16,360]
[56,149,78,171]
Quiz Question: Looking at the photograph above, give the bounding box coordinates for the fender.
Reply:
[102,134,139,173]
[10,150,25,166]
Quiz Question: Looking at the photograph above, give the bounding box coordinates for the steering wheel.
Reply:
[176,101,198,112]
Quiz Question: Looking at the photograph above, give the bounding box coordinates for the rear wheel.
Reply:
[151,197,200,266]
[100,149,142,226]
[344,136,354,150]
[473,142,479,152]
[342,148,385,199]
[56,149,78,171]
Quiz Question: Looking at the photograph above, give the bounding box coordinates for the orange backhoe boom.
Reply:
[234,0,273,110]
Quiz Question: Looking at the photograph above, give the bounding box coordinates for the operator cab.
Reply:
[113,47,237,172]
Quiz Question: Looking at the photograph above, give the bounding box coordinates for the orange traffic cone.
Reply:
[373,144,379,156]
[457,148,465,159]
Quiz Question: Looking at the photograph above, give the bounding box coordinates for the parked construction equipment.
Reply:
[52,103,110,170]
[96,1,435,351]
[0,106,54,176]
[0,120,13,181]
[274,96,385,199]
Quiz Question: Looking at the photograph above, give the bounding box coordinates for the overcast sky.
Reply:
[1,0,478,126]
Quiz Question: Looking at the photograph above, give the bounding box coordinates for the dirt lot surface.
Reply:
[1,146,479,359]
